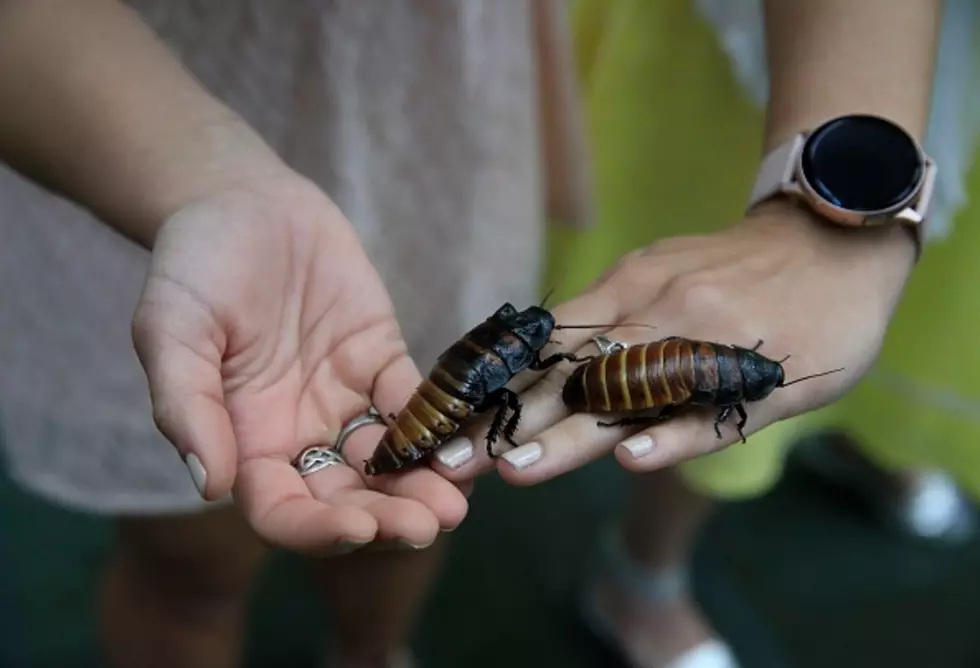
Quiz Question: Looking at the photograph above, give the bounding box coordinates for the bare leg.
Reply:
[98,505,268,668]
[619,468,712,571]
[310,535,448,668]
[589,468,725,667]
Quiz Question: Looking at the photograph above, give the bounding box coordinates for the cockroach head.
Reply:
[503,305,556,351]
[737,348,784,402]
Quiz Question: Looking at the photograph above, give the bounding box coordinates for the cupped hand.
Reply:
[131,172,468,555]
[433,200,917,485]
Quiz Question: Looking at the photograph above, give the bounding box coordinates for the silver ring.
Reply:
[334,406,387,458]
[594,334,628,355]
[292,406,387,477]
[294,446,348,477]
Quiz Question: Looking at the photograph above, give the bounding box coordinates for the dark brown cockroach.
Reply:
[364,301,621,476]
[561,335,844,443]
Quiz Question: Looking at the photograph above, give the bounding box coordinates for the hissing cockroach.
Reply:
[561,335,844,443]
[364,302,608,476]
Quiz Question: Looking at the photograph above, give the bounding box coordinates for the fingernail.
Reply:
[501,442,542,470]
[618,435,654,458]
[184,453,207,497]
[397,539,434,550]
[436,437,474,469]
[324,539,369,557]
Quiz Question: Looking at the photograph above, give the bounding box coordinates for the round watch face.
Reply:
[799,114,924,214]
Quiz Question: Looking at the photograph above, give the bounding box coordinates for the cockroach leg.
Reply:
[734,403,748,443]
[713,405,734,439]
[531,350,583,370]
[597,415,665,429]
[485,388,521,457]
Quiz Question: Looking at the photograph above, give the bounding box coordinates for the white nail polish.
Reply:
[502,442,542,470]
[184,453,207,497]
[618,435,654,458]
[436,437,474,469]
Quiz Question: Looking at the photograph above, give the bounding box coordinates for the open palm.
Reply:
[132,174,467,555]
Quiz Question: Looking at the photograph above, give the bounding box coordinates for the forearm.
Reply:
[0,0,286,248]
[759,0,943,272]
[763,1,942,149]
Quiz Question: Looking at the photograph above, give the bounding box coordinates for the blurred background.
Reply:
[5,443,980,668]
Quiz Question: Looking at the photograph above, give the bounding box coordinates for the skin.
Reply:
[0,0,466,562]
[0,0,944,667]
[0,1,464,666]
[431,3,943,665]
[435,0,942,488]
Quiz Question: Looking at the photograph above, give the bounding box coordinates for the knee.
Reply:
[112,507,268,610]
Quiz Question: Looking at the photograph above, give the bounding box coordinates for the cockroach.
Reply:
[363,301,621,476]
[561,335,844,443]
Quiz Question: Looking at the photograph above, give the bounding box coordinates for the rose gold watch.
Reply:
[747,113,937,255]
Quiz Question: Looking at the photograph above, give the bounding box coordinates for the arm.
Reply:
[758,0,943,270]
[0,0,287,248]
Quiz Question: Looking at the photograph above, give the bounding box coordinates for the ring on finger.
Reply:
[293,445,348,477]
[292,406,387,477]
[594,334,628,355]
[334,406,387,459]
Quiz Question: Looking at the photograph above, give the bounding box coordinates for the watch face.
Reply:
[800,114,924,213]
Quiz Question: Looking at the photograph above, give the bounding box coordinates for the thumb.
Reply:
[131,278,238,501]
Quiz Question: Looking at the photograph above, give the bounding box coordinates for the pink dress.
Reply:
[0,0,589,514]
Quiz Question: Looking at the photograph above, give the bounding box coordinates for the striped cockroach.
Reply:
[363,301,619,476]
[561,335,844,443]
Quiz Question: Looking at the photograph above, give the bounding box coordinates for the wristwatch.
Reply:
[747,113,937,255]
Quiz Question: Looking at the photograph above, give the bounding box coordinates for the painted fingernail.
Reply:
[501,442,542,470]
[184,453,207,497]
[436,437,474,469]
[397,539,435,550]
[618,435,654,458]
[325,539,369,557]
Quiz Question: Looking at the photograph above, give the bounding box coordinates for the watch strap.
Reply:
[747,133,805,210]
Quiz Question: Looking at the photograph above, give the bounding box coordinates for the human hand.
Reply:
[432,200,917,484]
[131,171,468,555]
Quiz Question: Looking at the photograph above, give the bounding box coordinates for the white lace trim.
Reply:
[694,0,980,242]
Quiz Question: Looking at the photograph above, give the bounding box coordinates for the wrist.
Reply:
[738,196,917,293]
[123,112,289,248]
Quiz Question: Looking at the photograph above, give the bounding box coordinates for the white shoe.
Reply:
[578,524,740,668]
[319,647,416,668]
[790,430,976,544]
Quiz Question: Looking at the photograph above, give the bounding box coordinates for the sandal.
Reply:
[577,524,740,668]
[787,429,977,544]
[319,647,417,668]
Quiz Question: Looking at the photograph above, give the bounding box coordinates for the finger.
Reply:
[356,353,470,530]
[611,404,774,473]
[339,419,468,532]
[431,308,661,483]
[611,365,841,473]
[236,456,378,555]
[295,429,444,545]
[494,412,637,485]
[321,488,441,548]
[429,361,577,482]
[491,320,682,485]
[429,285,626,480]
[132,281,237,501]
